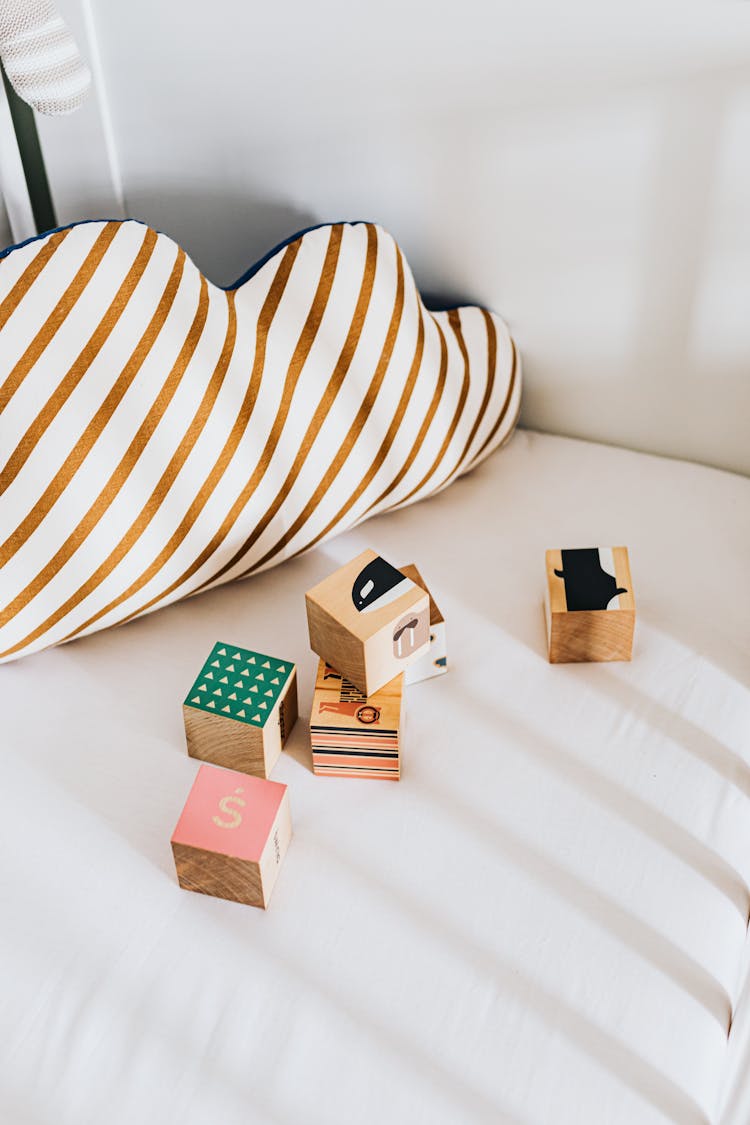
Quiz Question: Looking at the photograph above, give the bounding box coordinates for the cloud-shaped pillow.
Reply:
[0,220,520,662]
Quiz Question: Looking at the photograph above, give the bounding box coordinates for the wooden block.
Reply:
[545,547,635,663]
[305,549,430,696]
[171,764,291,908]
[399,563,447,684]
[309,659,404,780]
[183,642,298,778]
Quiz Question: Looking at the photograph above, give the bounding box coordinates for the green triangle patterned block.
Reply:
[184,641,295,727]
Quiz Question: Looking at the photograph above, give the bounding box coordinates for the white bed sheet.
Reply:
[1,430,748,1125]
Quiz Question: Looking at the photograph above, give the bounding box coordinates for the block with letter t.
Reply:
[305,549,430,695]
[399,563,447,684]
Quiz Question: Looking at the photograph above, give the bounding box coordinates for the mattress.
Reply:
[1,429,748,1125]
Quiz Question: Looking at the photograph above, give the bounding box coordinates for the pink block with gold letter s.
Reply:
[171,764,292,908]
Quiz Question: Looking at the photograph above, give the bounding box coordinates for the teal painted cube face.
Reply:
[184,643,294,728]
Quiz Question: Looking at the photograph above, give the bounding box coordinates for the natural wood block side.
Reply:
[305,549,430,695]
[172,842,265,907]
[183,703,274,777]
[545,546,635,663]
[279,678,298,745]
[306,596,367,691]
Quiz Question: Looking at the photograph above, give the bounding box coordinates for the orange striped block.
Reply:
[309,659,403,780]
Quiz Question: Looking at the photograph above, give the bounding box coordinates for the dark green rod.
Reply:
[1,62,57,234]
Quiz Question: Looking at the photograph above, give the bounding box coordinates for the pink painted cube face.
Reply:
[171,764,286,862]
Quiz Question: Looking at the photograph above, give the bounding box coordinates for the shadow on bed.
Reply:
[309,834,712,1125]
[453,677,749,922]
[419,767,732,1030]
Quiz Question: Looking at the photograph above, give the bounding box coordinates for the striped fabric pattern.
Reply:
[0,219,520,663]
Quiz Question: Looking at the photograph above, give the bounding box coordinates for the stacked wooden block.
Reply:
[309,660,404,780]
[400,563,447,683]
[305,549,447,780]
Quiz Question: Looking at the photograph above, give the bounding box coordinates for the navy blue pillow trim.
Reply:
[0,216,459,311]
[0,217,367,291]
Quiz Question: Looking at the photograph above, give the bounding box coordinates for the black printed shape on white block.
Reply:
[351,556,414,614]
[554,548,627,612]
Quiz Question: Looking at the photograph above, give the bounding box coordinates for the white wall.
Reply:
[0,76,36,243]
[47,3,750,474]
[0,192,12,251]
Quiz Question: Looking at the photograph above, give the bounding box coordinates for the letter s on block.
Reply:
[212,789,246,829]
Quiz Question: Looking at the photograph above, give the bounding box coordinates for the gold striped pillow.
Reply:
[0,220,520,662]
